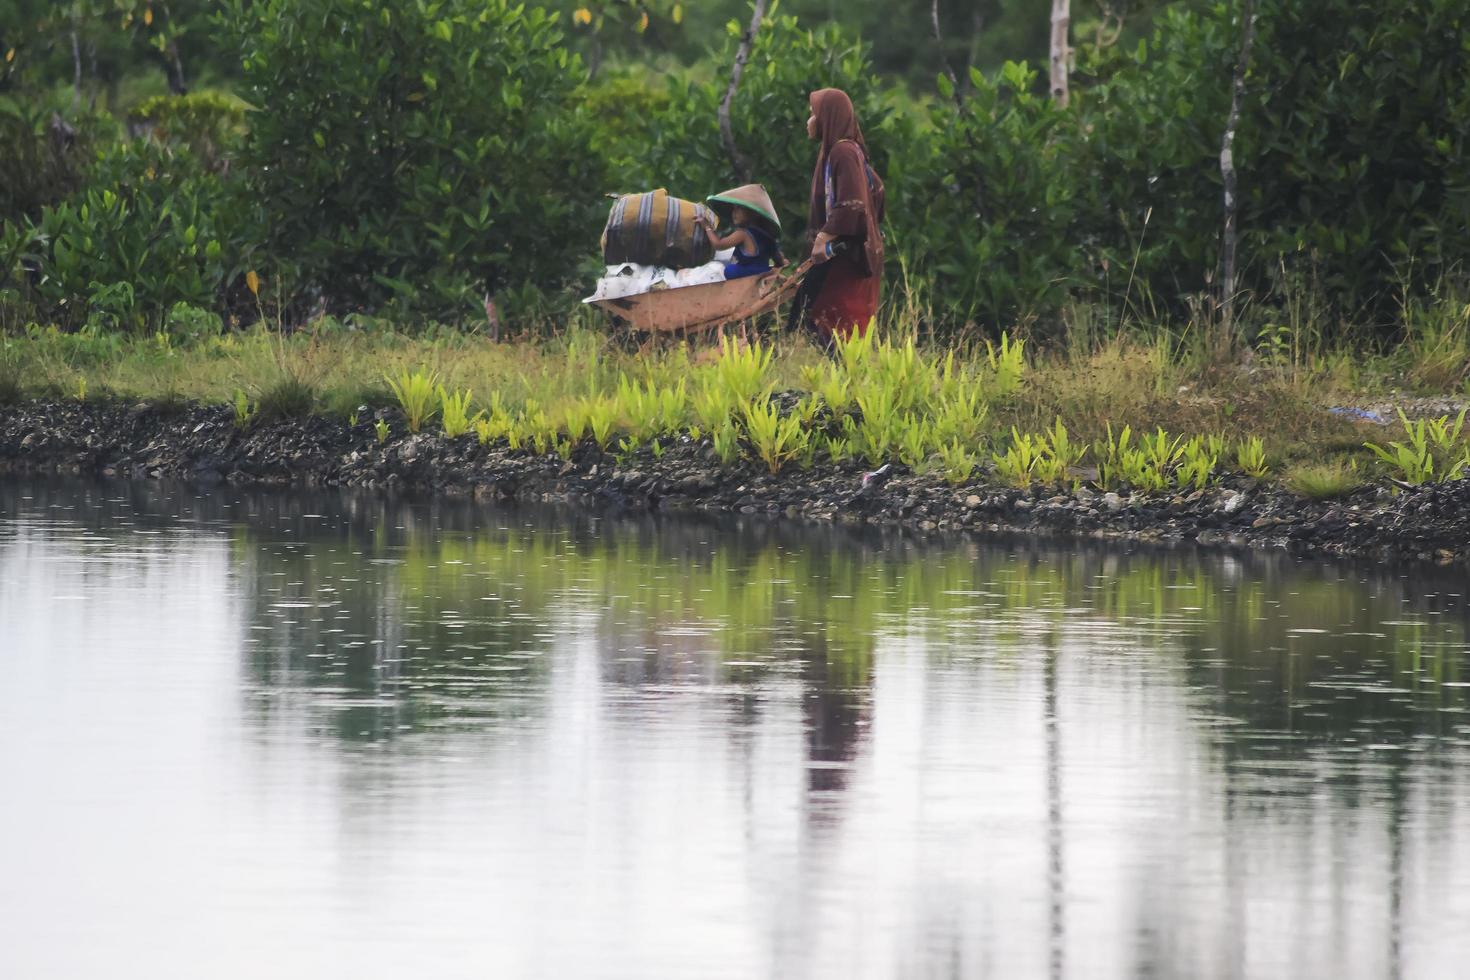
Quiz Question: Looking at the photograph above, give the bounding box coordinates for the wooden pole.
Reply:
[1219,0,1258,341]
[718,0,768,185]
[1049,0,1071,106]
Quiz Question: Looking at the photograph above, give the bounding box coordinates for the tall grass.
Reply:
[3,303,1464,490]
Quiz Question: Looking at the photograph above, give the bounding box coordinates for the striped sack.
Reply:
[601,189,714,269]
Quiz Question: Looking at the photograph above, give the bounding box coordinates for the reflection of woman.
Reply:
[793,88,886,344]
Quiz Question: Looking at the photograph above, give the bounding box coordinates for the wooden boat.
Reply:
[587,260,812,334]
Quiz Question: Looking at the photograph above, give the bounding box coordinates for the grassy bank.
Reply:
[2,313,1468,498]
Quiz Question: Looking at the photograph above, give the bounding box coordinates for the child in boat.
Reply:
[696,184,785,280]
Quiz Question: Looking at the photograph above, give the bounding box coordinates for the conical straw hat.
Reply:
[706,183,781,232]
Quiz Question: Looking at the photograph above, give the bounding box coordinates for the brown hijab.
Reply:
[807,88,868,235]
[807,88,885,279]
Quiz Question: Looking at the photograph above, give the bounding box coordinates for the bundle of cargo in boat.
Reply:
[600,189,715,269]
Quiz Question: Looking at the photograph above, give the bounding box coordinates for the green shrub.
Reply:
[17,139,254,330]
[1365,409,1470,485]
[439,386,476,439]
[0,102,96,223]
[232,389,257,429]
[130,91,249,173]
[893,0,1470,333]
[323,382,394,420]
[1235,437,1269,479]
[223,0,608,316]
[742,394,808,474]
[0,351,22,405]
[164,302,223,342]
[1285,460,1365,500]
[386,367,439,433]
[898,61,1080,329]
[1242,0,1470,320]
[256,374,316,420]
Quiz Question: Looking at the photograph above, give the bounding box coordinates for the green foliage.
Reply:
[1176,435,1223,491]
[439,386,475,438]
[989,418,1085,488]
[231,387,255,429]
[1098,424,1165,492]
[741,394,808,474]
[6,0,1467,335]
[991,427,1049,488]
[1042,417,1085,474]
[0,102,95,223]
[223,0,607,315]
[1093,428,1223,491]
[984,333,1026,399]
[473,397,517,446]
[710,335,772,404]
[0,357,23,405]
[386,367,439,433]
[1285,459,1364,500]
[823,328,1018,468]
[711,417,740,465]
[937,440,978,485]
[375,418,390,443]
[131,91,248,172]
[895,415,933,470]
[614,373,687,440]
[1242,0,1470,315]
[164,301,222,341]
[586,396,616,448]
[256,373,315,419]
[900,60,1080,326]
[11,138,251,329]
[887,0,1470,331]
[1235,436,1269,479]
[1,0,224,102]
[1365,409,1470,486]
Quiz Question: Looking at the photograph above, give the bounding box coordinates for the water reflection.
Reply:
[2,477,1470,979]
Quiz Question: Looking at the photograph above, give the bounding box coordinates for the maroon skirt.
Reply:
[810,257,879,341]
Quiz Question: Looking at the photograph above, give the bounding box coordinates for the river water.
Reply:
[2,477,1468,979]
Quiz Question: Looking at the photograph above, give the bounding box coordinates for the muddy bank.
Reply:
[2,399,1467,567]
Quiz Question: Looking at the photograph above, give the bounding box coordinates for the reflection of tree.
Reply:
[1043,633,1065,980]
[1385,747,1406,980]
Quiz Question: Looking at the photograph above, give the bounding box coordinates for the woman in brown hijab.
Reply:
[794,87,885,343]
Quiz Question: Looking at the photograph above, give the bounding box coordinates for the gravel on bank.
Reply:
[2,400,1468,567]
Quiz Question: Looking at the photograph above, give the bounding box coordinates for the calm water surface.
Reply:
[2,478,1470,979]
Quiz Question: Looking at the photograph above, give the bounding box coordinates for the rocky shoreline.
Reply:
[3,399,1468,567]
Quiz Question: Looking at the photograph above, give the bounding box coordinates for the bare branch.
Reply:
[718,0,768,185]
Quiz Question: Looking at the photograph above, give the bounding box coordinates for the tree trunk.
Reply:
[164,41,187,95]
[69,28,82,112]
[1219,0,1258,342]
[161,4,187,94]
[1049,0,1071,106]
[718,0,767,184]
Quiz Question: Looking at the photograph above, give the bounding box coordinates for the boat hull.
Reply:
[588,268,801,333]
